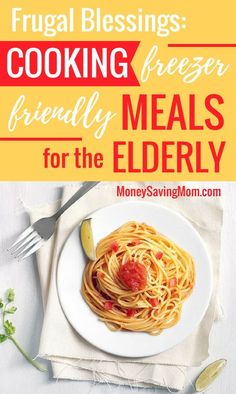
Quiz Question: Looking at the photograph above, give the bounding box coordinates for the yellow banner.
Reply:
[0,0,235,180]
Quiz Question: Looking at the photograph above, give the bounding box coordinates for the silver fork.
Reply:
[9,181,99,261]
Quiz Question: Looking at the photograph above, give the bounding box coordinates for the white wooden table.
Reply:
[0,182,235,394]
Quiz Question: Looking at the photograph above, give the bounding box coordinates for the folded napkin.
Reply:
[30,182,223,391]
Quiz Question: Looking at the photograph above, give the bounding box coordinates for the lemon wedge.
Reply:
[195,359,227,392]
[80,218,96,261]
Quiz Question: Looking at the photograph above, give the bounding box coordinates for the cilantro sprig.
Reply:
[0,289,47,372]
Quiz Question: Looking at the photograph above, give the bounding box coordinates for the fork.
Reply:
[9,181,99,261]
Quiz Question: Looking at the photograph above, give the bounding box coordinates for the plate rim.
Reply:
[56,200,213,358]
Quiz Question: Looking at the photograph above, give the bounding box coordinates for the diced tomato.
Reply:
[172,291,178,297]
[131,239,141,246]
[169,277,177,288]
[92,278,98,290]
[126,309,135,317]
[148,298,159,307]
[97,271,105,279]
[110,241,119,252]
[118,261,147,292]
[104,301,114,311]
[156,251,163,260]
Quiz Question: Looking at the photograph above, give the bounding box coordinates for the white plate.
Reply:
[57,201,213,358]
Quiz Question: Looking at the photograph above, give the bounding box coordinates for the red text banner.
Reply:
[0,41,139,86]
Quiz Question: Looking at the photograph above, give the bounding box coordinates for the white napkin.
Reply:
[30,182,223,391]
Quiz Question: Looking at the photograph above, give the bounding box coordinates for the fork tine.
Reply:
[11,231,39,254]
[14,234,42,259]
[19,239,44,261]
[8,226,34,251]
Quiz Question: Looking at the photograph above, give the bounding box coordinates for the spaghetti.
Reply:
[81,221,195,335]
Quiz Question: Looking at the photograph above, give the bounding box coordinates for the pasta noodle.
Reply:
[81,221,195,335]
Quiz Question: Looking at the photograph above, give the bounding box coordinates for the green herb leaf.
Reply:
[0,334,8,343]
[4,320,16,336]
[1,288,47,373]
[6,289,15,303]
[6,306,17,314]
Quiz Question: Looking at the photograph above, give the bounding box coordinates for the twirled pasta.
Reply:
[81,221,195,335]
